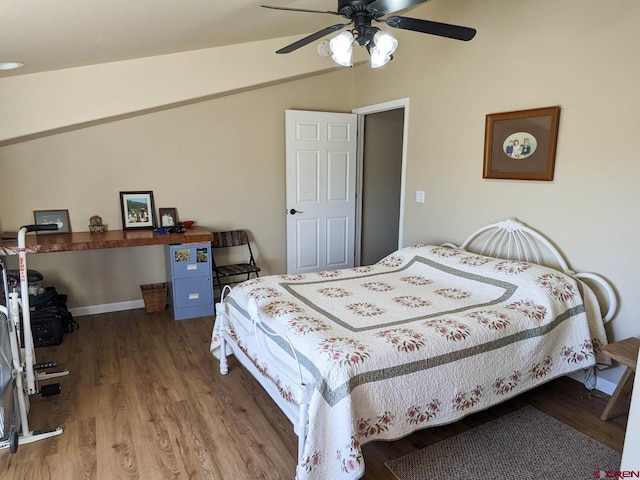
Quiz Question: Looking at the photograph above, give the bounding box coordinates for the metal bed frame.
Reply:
[214,218,618,478]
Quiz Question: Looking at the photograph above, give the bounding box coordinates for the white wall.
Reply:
[0,69,354,307]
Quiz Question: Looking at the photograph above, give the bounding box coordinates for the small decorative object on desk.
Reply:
[154,224,186,234]
[89,215,106,234]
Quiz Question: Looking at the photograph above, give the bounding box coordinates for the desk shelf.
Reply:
[0,227,214,319]
[0,227,214,256]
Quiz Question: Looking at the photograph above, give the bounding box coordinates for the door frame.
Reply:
[352,98,409,266]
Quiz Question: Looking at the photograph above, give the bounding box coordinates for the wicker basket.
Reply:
[140,283,167,313]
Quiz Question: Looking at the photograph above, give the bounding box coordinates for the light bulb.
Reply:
[329,31,354,67]
[369,31,397,68]
[373,31,398,57]
[370,49,392,68]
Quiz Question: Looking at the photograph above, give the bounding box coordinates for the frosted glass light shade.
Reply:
[370,31,397,68]
[329,31,354,67]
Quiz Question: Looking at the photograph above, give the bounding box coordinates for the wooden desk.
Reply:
[0,227,213,256]
[600,336,640,421]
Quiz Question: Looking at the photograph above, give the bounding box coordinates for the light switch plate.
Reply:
[416,190,425,203]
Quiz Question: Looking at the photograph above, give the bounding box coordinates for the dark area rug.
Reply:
[385,406,621,480]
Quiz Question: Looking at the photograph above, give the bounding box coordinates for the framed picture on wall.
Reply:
[33,209,71,234]
[483,106,560,181]
[120,191,157,229]
[159,208,178,227]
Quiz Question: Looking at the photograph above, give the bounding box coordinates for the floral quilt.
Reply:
[210,245,609,480]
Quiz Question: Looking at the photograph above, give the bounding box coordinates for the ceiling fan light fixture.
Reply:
[369,31,397,68]
[265,1,476,66]
[329,30,354,67]
[373,31,398,56]
[369,49,393,68]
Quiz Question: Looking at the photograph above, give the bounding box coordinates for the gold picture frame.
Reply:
[483,106,560,181]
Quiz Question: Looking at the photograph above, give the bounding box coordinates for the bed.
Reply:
[210,218,616,480]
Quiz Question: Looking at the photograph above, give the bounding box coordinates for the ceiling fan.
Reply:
[262,0,476,67]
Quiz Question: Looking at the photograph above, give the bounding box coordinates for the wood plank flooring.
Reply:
[1,308,628,479]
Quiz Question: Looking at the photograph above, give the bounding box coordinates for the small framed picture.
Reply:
[159,208,178,227]
[120,191,157,230]
[33,209,71,234]
[483,106,560,181]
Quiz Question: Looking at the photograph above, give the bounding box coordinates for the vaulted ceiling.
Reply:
[1,0,355,76]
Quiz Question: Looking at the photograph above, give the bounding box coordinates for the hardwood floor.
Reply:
[1,309,628,479]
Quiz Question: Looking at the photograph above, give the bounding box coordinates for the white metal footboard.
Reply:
[216,287,314,476]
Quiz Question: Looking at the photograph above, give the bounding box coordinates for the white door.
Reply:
[286,110,358,274]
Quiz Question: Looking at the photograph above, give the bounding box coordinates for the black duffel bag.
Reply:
[23,287,79,347]
[30,306,68,346]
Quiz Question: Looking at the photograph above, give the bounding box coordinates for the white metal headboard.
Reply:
[442,218,617,323]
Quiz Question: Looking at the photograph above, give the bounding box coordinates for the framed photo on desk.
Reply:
[120,191,157,230]
[33,209,71,234]
[159,208,178,227]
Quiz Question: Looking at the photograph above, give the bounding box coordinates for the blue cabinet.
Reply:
[165,243,214,320]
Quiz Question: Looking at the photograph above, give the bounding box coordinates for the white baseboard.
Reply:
[68,300,144,317]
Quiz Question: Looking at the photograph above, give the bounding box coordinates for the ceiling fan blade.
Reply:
[385,16,476,41]
[385,16,476,40]
[261,5,340,16]
[276,23,350,54]
[367,0,430,16]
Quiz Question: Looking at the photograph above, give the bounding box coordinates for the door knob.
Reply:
[289,208,304,215]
